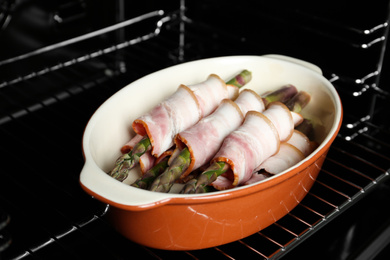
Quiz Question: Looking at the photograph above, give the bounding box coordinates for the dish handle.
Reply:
[80,160,177,210]
[262,54,323,75]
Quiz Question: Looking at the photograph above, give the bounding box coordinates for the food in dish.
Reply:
[150,85,301,192]
[108,70,252,181]
[186,92,310,193]
[106,69,314,194]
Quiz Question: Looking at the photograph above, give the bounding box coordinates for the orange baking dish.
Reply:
[80,55,343,250]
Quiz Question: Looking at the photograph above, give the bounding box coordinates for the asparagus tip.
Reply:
[262,84,298,107]
[108,154,134,181]
[226,69,252,88]
[285,91,311,113]
[109,137,151,182]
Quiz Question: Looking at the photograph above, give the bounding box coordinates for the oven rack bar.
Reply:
[0,9,177,89]
[0,9,166,67]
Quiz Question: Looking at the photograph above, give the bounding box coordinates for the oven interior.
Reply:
[1,0,390,259]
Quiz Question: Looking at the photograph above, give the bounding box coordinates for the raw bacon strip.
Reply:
[120,134,155,174]
[184,74,230,118]
[120,134,143,154]
[227,85,240,100]
[211,111,281,190]
[255,143,304,175]
[253,129,312,174]
[138,152,156,174]
[287,130,312,156]
[291,111,304,127]
[263,102,294,142]
[174,90,265,179]
[234,89,265,115]
[132,74,233,158]
[132,85,201,158]
[211,102,294,190]
[243,172,268,185]
[247,130,317,183]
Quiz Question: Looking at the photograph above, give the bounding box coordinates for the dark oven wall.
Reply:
[1,0,390,259]
[185,0,390,118]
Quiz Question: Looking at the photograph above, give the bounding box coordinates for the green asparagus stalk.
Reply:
[181,177,215,193]
[262,84,298,106]
[149,84,300,193]
[180,162,229,194]
[181,90,311,194]
[149,148,191,192]
[109,137,151,181]
[130,157,169,189]
[285,90,311,114]
[225,69,252,88]
[108,70,252,181]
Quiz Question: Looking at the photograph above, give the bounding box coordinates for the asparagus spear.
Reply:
[225,69,252,88]
[109,136,151,182]
[149,148,191,192]
[180,162,229,194]
[262,84,298,106]
[108,70,252,181]
[130,157,169,189]
[285,90,311,114]
[149,85,299,193]
[182,91,311,194]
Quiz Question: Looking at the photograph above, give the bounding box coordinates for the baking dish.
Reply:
[79,54,343,250]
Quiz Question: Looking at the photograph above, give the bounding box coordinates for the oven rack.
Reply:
[1,3,389,143]
[1,2,388,96]
[0,9,175,89]
[1,15,387,130]
[1,2,388,92]
[1,3,390,259]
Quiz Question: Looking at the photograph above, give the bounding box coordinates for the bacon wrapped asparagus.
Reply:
[120,134,155,175]
[130,149,173,189]
[181,91,311,193]
[149,85,299,192]
[109,70,252,181]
